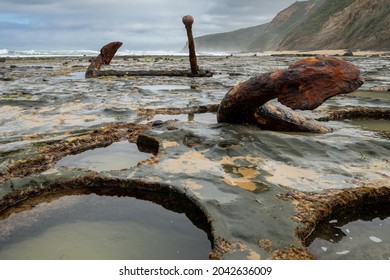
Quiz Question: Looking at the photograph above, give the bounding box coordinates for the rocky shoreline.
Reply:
[0,54,389,260]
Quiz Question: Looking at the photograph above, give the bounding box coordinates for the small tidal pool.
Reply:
[56,141,152,172]
[0,192,211,260]
[305,203,390,260]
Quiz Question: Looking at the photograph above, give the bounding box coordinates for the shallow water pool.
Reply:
[56,141,152,172]
[0,193,211,260]
[350,119,390,133]
[306,204,390,260]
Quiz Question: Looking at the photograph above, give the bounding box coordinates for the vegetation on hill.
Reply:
[192,0,390,52]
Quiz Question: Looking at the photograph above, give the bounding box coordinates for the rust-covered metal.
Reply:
[85,16,213,78]
[93,69,213,78]
[253,103,331,133]
[182,15,199,75]
[85,41,123,78]
[217,55,364,130]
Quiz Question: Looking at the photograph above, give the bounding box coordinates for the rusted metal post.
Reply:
[85,36,213,78]
[85,41,123,78]
[182,15,199,75]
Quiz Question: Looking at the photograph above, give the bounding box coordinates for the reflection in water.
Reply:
[349,90,390,100]
[0,194,211,260]
[56,72,85,80]
[141,112,217,125]
[138,85,191,92]
[56,141,152,172]
[306,203,390,260]
[350,119,390,133]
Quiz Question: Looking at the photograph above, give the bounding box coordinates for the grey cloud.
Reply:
[0,0,297,50]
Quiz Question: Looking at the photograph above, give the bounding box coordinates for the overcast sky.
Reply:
[0,0,298,51]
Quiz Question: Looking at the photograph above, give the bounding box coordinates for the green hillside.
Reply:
[192,24,267,52]
[247,0,325,51]
[192,0,390,52]
[279,0,357,50]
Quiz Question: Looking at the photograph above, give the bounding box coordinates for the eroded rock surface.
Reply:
[0,54,389,260]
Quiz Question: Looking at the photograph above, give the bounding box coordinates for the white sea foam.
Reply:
[0,48,262,58]
[369,236,382,243]
[0,49,184,57]
[0,49,99,57]
[336,250,350,255]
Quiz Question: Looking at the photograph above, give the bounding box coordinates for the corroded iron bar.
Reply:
[86,41,123,78]
[94,69,213,77]
[182,15,199,75]
[254,103,331,133]
[217,55,364,131]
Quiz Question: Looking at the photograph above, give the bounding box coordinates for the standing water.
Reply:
[306,203,390,260]
[56,141,152,172]
[0,193,212,260]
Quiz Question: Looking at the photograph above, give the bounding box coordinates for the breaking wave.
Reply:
[0,48,256,57]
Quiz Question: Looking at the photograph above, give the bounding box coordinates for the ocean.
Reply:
[0,48,236,57]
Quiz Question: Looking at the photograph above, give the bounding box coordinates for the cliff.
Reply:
[247,0,326,51]
[192,0,390,52]
[190,24,267,53]
[279,0,390,51]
